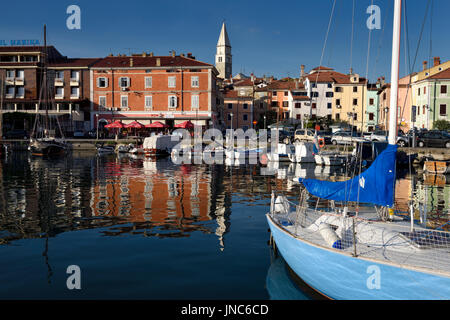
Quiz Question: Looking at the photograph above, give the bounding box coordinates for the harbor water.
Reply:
[0,151,448,299]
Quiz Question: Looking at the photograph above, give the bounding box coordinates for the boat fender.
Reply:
[274,196,290,215]
[319,223,343,249]
[318,138,325,148]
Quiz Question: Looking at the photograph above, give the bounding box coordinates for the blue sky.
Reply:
[1,0,448,82]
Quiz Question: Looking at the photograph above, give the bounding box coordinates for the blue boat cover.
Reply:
[299,144,397,207]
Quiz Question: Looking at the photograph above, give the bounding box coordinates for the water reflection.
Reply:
[0,151,448,298]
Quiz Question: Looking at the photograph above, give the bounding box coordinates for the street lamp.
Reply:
[263,115,266,130]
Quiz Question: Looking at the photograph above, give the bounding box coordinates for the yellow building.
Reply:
[332,73,368,131]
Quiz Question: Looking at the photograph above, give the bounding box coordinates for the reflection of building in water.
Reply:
[89,158,233,248]
[414,174,450,228]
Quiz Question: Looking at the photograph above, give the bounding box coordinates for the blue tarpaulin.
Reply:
[299,144,397,207]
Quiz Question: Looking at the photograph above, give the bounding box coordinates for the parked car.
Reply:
[3,129,29,139]
[369,130,409,147]
[294,129,331,144]
[416,131,450,148]
[331,131,367,145]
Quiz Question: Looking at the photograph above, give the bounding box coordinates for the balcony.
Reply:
[54,78,64,86]
[5,77,14,85]
[70,78,80,86]
[14,77,24,86]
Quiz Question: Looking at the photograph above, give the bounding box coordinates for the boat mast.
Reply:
[43,24,49,137]
[388,0,402,145]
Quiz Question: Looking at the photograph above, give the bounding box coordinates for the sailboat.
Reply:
[266,0,450,299]
[29,25,67,157]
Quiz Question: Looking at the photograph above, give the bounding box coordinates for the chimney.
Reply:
[434,57,441,67]
[300,65,305,79]
[130,58,133,67]
[187,52,192,58]
[149,52,154,57]
[423,60,428,71]
[250,73,255,82]
[180,53,185,57]
[156,58,161,67]
[142,52,147,57]
[349,67,353,75]
[171,50,176,57]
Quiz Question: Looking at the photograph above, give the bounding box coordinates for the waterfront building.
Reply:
[304,66,336,121]
[365,83,379,132]
[0,46,92,134]
[222,89,254,130]
[377,75,412,132]
[215,22,232,80]
[412,68,450,129]
[48,58,100,132]
[332,72,368,131]
[90,52,220,129]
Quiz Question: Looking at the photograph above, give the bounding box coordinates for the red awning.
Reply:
[145,121,169,128]
[104,120,124,128]
[124,121,144,129]
[174,120,194,129]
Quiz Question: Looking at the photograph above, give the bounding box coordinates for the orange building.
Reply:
[91,52,220,129]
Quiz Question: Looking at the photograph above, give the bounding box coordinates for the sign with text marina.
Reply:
[0,39,40,46]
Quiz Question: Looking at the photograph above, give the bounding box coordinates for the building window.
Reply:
[284,91,288,96]
[145,96,152,109]
[6,70,14,79]
[335,86,342,93]
[168,76,176,88]
[383,93,386,100]
[282,101,289,108]
[353,98,358,106]
[243,103,248,109]
[16,86,24,98]
[440,104,447,116]
[336,113,340,120]
[55,71,64,80]
[418,88,421,96]
[369,113,374,121]
[191,76,199,88]
[312,92,319,97]
[441,85,448,94]
[326,92,333,98]
[16,70,24,79]
[243,114,248,121]
[70,87,79,98]
[312,83,317,88]
[145,77,152,88]
[353,86,358,93]
[191,95,199,109]
[228,114,232,120]
[97,77,108,88]
[99,96,106,109]
[423,105,426,114]
[55,87,64,98]
[424,86,426,94]
[353,113,358,121]
[312,103,317,109]
[70,70,79,80]
[295,103,301,108]
[168,95,177,108]
[327,83,332,88]
[271,101,278,107]
[327,103,332,109]
[121,95,128,108]
[119,77,130,88]
[296,114,301,120]
[218,57,222,63]
[228,103,232,109]
[336,99,341,106]
[369,98,374,105]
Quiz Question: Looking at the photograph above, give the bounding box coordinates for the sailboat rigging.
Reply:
[266,0,450,300]
[28,25,67,157]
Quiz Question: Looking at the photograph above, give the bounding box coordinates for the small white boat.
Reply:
[116,144,130,153]
[97,145,115,154]
[288,142,315,163]
[314,152,349,166]
[267,143,295,162]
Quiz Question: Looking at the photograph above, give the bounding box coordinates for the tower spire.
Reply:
[215,22,232,79]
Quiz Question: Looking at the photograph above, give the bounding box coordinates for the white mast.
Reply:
[388,0,402,145]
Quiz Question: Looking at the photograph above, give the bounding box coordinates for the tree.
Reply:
[433,120,450,131]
